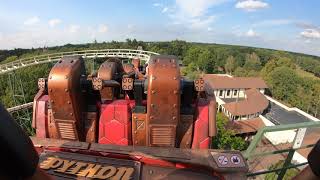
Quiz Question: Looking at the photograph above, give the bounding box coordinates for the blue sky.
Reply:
[0,0,319,56]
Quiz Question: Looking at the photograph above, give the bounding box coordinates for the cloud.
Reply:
[295,22,319,30]
[98,24,108,33]
[253,19,293,27]
[246,29,259,37]
[162,7,169,13]
[68,25,80,33]
[300,29,320,39]
[189,15,217,29]
[48,19,62,27]
[176,0,227,17]
[24,16,40,25]
[163,0,225,31]
[153,3,161,7]
[235,0,269,11]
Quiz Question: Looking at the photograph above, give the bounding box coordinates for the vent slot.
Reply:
[57,122,76,140]
[150,126,175,147]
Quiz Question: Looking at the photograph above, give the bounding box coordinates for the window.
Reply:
[219,90,223,96]
[227,90,231,96]
[234,90,238,96]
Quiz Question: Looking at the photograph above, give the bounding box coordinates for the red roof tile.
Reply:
[227,117,265,134]
[203,74,268,89]
[222,89,269,116]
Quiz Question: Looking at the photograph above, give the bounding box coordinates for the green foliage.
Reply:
[267,66,299,101]
[181,62,202,80]
[212,113,248,150]
[264,160,299,180]
[244,52,262,71]
[225,56,236,74]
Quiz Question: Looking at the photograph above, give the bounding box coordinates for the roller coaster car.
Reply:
[0,55,248,179]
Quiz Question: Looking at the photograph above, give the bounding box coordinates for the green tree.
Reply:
[212,113,247,150]
[265,160,299,180]
[234,67,247,77]
[225,56,236,74]
[198,48,215,73]
[183,46,202,65]
[244,52,262,71]
[268,66,299,101]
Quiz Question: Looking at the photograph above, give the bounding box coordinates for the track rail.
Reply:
[0,49,159,74]
[7,102,33,113]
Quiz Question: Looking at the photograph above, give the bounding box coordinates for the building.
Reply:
[204,74,269,120]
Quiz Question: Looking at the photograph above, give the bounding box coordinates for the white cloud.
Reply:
[253,19,293,27]
[235,0,269,11]
[189,15,217,29]
[48,19,62,27]
[164,0,224,31]
[207,27,213,31]
[246,29,259,37]
[153,3,161,7]
[162,7,169,13]
[24,16,40,25]
[98,24,108,33]
[300,29,320,39]
[176,0,227,17]
[68,25,80,33]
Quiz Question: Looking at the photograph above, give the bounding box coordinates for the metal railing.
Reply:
[0,49,159,74]
[243,121,320,179]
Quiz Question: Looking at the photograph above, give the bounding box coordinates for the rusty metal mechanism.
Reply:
[28,55,248,179]
[33,55,217,148]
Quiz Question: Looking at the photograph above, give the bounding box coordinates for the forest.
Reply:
[0,39,320,120]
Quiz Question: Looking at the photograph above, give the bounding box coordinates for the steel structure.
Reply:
[0,49,159,75]
[244,121,320,179]
[0,49,159,135]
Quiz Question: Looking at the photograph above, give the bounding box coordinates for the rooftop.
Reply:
[222,89,269,116]
[227,117,265,135]
[203,74,268,89]
[263,102,312,125]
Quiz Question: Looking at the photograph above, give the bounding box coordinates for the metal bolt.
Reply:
[173,104,177,108]
[152,90,156,94]
[150,116,154,120]
[172,116,177,120]
[49,76,52,79]
[70,113,73,116]
[151,104,155,108]
[65,75,68,79]
[173,77,177,80]
[135,140,138,144]
[67,101,71,104]
[134,131,137,134]
[65,89,69,92]
[174,90,178,94]
[134,116,137,119]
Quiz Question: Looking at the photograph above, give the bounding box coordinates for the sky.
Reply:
[0,0,319,56]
